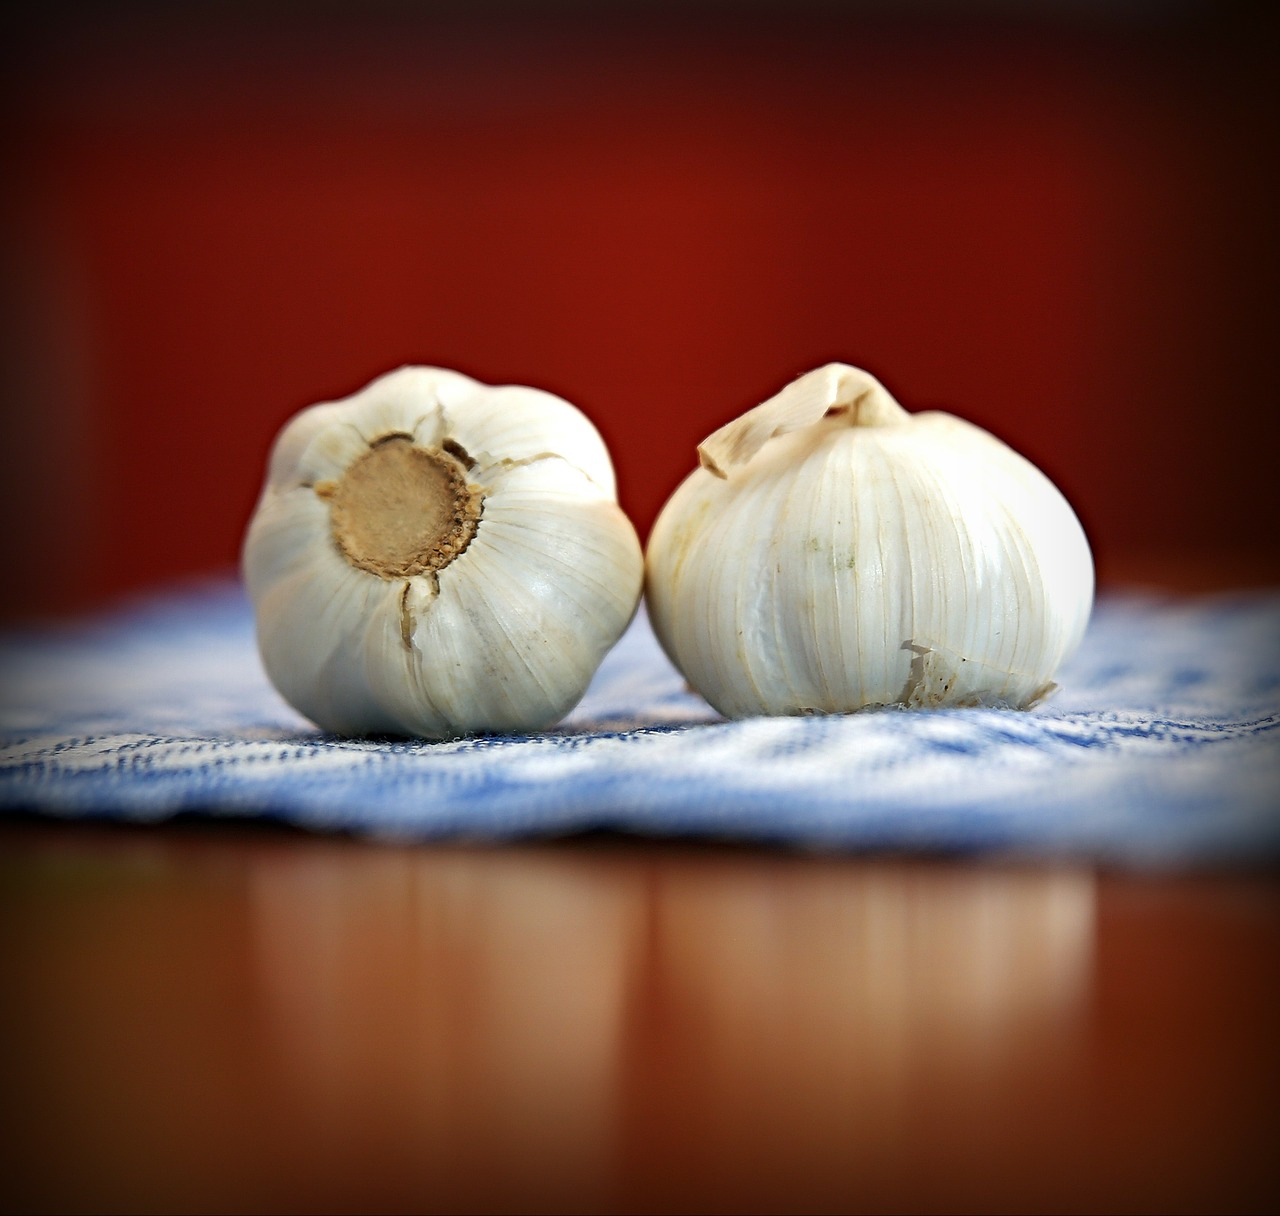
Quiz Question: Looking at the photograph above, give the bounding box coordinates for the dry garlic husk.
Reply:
[243,366,643,737]
[645,363,1093,719]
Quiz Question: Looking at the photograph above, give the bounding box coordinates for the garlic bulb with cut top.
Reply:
[243,366,643,738]
[645,363,1093,719]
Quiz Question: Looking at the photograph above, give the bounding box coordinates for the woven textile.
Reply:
[2,580,1277,865]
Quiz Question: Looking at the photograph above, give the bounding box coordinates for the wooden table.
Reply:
[2,819,1276,1214]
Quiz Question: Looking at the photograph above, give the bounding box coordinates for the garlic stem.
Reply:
[697,363,908,479]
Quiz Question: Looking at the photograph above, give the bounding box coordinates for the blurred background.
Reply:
[2,0,1277,623]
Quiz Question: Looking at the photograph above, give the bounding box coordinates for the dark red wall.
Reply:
[3,4,1277,620]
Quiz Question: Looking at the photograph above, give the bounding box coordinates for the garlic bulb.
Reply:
[243,366,643,738]
[645,364,1093,719]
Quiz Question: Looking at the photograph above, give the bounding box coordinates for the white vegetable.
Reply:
[243,366,643,737]
[645,363,1093,719]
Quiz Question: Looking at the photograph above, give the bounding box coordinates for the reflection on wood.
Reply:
[622,861,1094,1212]
[249,848,647,1211]
[1,824,1276,1214]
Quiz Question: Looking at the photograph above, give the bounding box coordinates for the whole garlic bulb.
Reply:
[243,366,643,738]
[645,364,1093,719]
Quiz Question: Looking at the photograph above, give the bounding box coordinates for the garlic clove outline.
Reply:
[644,363,1094,720]
[243,366,643,738]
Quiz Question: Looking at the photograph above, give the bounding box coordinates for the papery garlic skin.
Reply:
[645,364,1093,719]
[243,366,643,738]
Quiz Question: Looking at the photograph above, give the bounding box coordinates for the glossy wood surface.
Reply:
[2,820,1276,1214]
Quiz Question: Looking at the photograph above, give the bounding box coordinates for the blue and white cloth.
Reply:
[2,579,1277,865]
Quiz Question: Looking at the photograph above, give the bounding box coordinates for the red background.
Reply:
[3,3,1277,621]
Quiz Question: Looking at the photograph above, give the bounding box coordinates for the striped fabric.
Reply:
[2,580,1277,865]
